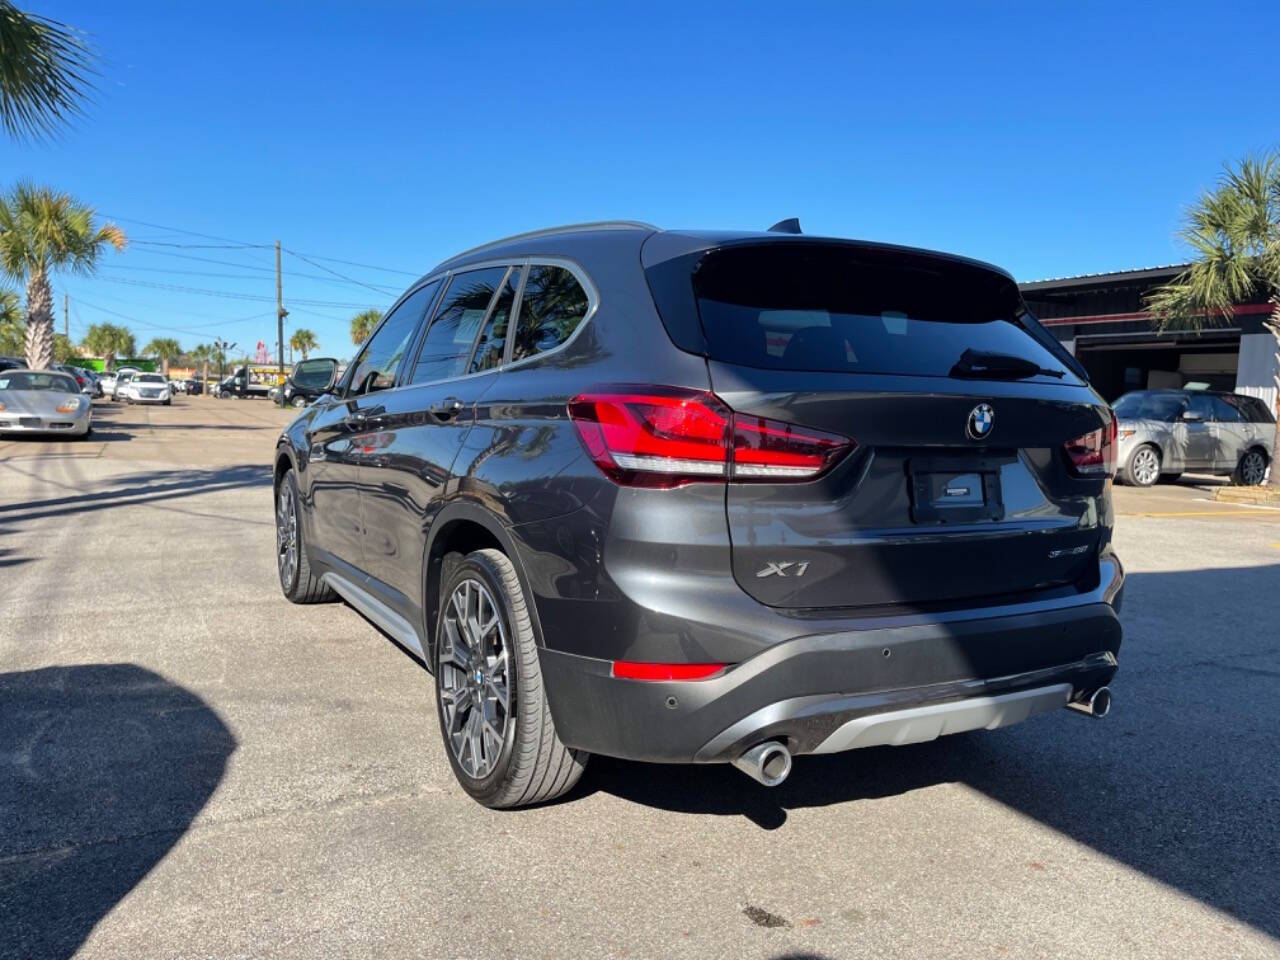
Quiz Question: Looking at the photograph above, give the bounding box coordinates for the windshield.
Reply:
[1113,392,1186,421]
[138,374,166,383]
[0,372,79,392]
[689,244,1076,380]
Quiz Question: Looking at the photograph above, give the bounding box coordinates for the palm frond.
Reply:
[1148,151,1280,331]
[0,1,96,140]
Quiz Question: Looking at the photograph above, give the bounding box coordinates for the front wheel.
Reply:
[1235,449,1269,486]
[434,548,587,808]
[275,470,335,603]
[1123,443,1161,487]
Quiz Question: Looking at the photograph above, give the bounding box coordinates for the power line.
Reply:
[103,259,403,293]
[73,296,276,339]
[285,249,419,277]
[131,240,265,250]
[101,214,266,248]
[71,296,235,338]
[106,212,420,277]
[95,276,377,308]
[60,287,280,324]
[121,247,277,273]
[284,247,408,292]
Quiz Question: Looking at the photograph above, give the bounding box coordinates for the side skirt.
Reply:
[321,571,426,660]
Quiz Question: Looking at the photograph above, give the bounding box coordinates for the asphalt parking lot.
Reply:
[3,397,1279,960]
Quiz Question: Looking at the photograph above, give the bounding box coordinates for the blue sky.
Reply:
[3,0,1277,360]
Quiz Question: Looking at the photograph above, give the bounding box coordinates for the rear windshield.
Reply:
[0,372,78,392]
[690,245,1075,380]
[138,374,166,383]
[1112,392,1186,421]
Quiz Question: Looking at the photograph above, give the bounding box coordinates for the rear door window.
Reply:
[689,244,1074,380]
[470,266,522,373]
[511,265,590,363]
[410,267,507,385]
[1186,394,1215,421]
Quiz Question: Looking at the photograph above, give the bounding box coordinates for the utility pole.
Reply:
[63,294,69,339]
[275,240,288,407]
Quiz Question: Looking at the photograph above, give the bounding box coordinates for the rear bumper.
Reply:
[538,598,1121,764]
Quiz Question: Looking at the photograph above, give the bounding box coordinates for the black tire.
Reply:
[275,470,335,603]
[1234,448,1269,486]
[1122,443,1161,487]
[163,399,171,406]
[434,548,587,808]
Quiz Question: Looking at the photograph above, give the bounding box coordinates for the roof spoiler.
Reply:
[767,218,802,234]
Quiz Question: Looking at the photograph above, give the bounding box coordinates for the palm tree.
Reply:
[143,336,181,375]
[350,308,382,346]
[188,343,214,387]
[290,327,318,360]
[0,2,95,140]
[0,182,126,369]
[82,321,135,371]
[0,286,21,354]
[1146,152,1280,486]
[52,331,75,362]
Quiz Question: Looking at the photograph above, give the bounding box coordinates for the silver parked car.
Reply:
[1114,389,1275,486]
[0,368,93,438]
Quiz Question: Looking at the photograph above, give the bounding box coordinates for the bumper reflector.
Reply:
[611,661,725,681]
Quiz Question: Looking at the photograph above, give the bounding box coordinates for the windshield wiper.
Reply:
[950,348,1065,381]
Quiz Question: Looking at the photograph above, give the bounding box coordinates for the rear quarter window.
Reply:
[510,265,590,363]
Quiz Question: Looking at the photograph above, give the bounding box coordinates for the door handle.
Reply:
[429,397,465,420]
[344,405,386,429]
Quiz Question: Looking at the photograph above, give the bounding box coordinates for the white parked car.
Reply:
[122,372,172,405]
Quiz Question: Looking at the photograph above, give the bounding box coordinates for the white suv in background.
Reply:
[122,372,172,405]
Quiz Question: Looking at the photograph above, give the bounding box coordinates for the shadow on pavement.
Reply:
[0,462,271,525]
[0,664,236,960]
[581,564,1280,939]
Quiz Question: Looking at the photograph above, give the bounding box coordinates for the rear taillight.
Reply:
[568,386,852,488]
[1064,417,1117,477]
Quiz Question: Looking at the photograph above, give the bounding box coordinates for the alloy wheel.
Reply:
[439,578,511,779]
[276,482,298,588]
[1132,447,1159,486]
[1241,451,1267,486]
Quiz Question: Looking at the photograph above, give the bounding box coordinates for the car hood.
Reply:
[0,390,86,415]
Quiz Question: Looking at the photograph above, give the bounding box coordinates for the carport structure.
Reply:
[1020,265,1278,410]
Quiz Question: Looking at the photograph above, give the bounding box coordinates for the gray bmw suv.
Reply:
[273,222,1124,808]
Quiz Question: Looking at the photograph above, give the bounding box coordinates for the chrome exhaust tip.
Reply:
[1067,686,1112,719]
[731,740,792,787]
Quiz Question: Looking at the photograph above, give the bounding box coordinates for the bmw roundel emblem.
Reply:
[966,403,995,440]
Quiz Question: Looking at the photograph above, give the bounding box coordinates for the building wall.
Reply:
[1236,332,1279,415]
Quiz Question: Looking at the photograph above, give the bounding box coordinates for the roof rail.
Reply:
[441,220,660,263]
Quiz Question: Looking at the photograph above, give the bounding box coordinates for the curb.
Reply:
[1213,486,1280,505]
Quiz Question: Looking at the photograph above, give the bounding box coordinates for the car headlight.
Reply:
[56,398,83,413]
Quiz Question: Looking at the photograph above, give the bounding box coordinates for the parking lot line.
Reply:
[1121,509,1280,518]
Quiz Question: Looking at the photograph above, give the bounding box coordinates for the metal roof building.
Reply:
[1019,266,1277,412]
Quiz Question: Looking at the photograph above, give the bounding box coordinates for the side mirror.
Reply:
[290,357,339,393]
